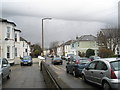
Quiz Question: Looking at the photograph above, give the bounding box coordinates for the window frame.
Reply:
[95,61,108,70]
[7,27,10,39]
[7,46,10,58]
[87,61,98,70]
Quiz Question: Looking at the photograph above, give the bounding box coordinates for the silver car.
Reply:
[81,58,120,90]
[1,58,11,79]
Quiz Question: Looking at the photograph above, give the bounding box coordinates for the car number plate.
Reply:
[24,62,27,64]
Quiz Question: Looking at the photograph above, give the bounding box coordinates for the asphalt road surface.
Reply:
[2,62,46,88]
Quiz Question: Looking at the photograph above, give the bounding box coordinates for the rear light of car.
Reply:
[111,69,117,79]
[76,60,79,64]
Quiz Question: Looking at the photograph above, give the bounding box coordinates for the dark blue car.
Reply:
[21,56,33,66]
[66,55,90,77]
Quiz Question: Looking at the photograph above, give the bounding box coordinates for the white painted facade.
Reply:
[0,19,16,59]
[115,44,120,55]
[20,39,31,58]
[57,46,63,56]
[0,18,31,64]
[64,45,72,56]
[14,30,21,58]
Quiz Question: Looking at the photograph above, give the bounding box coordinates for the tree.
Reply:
[98,48,114,58]
[78,51,85,57]
[34,49,40,57]
[31,44,42,57]
[86,49,95,58]
[97,26,120,54]
[49,41,59,55]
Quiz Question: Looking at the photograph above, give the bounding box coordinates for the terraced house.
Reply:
[0,18,31,64]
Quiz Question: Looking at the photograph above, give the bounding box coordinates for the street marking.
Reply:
[56,65,66,71]
[52,65,61,70]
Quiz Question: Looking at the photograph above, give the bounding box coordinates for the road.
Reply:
[46,58,102,89]
[3,58,102,89]
[2,59,46,88]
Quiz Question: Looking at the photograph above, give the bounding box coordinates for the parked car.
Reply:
[61,56,66,60]
[0,70,1,90]
[89,56,101,61]
[20,56,33,66]
[51,57,63,65]
[81,58,120,90]
[65,54,74,61]
[66,55,90,77]
[1,58,11,79]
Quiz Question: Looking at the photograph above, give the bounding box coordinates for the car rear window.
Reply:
[53,57,61,60]
[73,56,81,60]
[110,60,120,71]
[79,60,90,64]
[23,56,31,60]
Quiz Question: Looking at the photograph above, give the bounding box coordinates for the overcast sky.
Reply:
[0,0,119,48]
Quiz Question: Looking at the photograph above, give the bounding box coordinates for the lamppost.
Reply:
[41,18,52,56]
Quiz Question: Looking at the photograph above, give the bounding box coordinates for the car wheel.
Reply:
[66,68,69,73]
[7,75,10,79]
[72,70,77,77]
[103,82,111,90]
[82,74,87,82]
[21,63,23,66]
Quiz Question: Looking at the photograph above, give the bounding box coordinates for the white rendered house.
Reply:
[0,18,16,59]
[20,37,31,58]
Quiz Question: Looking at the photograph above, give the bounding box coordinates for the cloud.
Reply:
[1,0,119,47]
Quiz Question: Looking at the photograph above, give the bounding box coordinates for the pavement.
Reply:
[2,58,47,88]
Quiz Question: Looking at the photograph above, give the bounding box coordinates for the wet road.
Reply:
[46,58,102,89]
[2,63,46,88]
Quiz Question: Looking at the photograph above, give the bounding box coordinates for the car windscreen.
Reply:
[95,57,100,59]
[53,57,62,60]
[79,60,90,64]
[110,60,120,71]
[23,56,31,60]
[73,56,81,60]
[67,54,74,56]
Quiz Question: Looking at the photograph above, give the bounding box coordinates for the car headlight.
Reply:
[28,60,31,62]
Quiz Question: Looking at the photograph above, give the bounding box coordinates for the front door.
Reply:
[93,61,108,84]
[84,61,98,82]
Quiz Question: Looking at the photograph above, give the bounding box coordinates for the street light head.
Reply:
[42,18,52,20]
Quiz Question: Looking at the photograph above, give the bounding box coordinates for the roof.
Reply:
[95,58,120,62]
[20,37,30,44]
[14,29,21,32]
[64,40,73,45]
[0,18,16,26]
[77,35,96,41]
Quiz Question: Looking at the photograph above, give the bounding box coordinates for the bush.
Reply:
[86,49,95,58]
[98,48,114,58]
